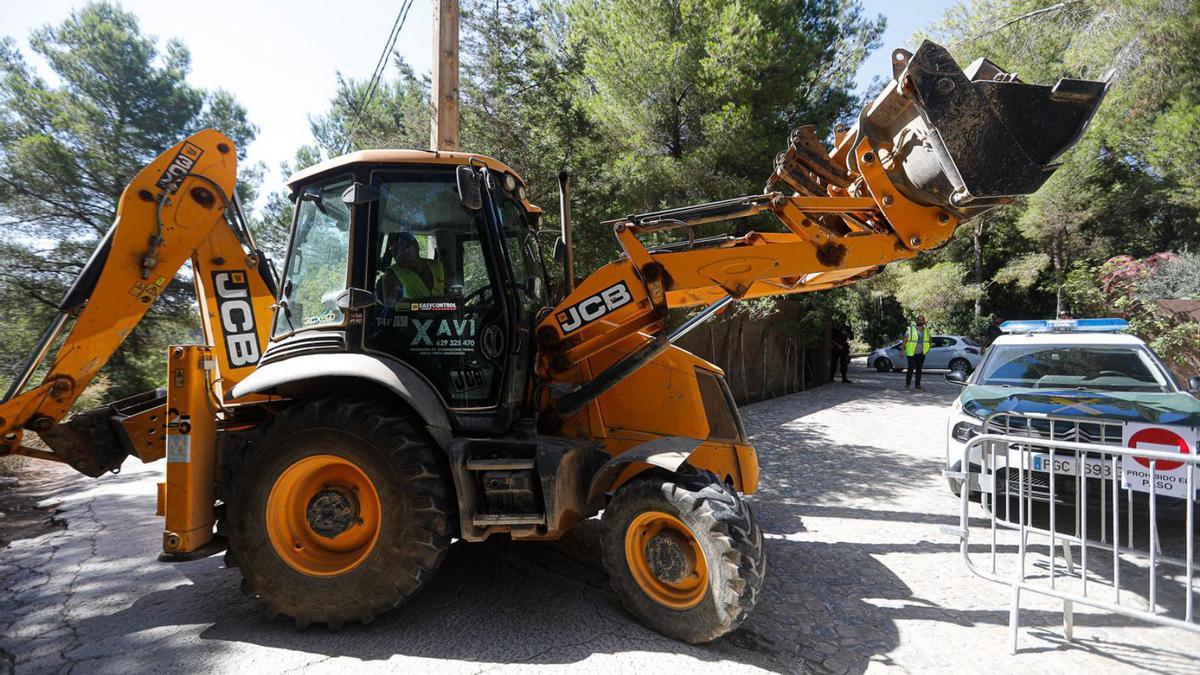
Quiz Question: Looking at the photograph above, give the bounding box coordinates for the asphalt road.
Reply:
[2,364,1199,673]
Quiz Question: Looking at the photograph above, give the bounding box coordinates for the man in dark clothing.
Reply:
[830,323,852,383]
[984,316,1003,349]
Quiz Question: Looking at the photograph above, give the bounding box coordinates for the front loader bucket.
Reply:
[858,40,1108,214]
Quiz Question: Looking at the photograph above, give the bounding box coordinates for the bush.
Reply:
[1101,252,1200,377]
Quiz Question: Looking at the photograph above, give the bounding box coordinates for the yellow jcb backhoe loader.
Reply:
[0,42,1106,642]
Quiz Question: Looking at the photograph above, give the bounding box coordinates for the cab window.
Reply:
[273,176,352,337]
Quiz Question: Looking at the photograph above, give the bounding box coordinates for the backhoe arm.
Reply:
[536,41,1108,411]
[0,130,276,476]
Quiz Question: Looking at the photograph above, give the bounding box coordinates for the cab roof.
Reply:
[286,149,527,192]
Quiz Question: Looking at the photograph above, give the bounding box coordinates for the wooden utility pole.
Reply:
[430,0,460,151]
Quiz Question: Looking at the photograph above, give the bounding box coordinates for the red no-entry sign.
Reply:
[1122,423,1197,497]
[1128,426,1190,471]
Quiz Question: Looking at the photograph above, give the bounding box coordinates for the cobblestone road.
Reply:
[2,363,1198,673]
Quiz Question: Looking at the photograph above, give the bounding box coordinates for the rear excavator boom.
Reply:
[0,130,277,477]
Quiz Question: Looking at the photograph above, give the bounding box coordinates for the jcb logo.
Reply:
[155,142,204,194]
[212,271,260,369]
[556,282,633,334]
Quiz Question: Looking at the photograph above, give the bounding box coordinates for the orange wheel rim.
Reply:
[624,510,709,610]
[266,454,382,577]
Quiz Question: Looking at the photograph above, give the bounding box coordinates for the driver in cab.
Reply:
[378,232,445,305]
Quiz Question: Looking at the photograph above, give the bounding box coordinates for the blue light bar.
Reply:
[1000,318,1129,334]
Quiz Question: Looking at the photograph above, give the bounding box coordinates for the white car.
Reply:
[868,335,982,374]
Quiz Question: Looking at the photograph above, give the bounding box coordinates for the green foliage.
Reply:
[1091,252,1200,376]
[1135,251,1200,302]
[0,2,258,397]
[994,253,1050,290]
[1061,260,1106,316]
[566,0,882,207]
[889,262,978,332]
[308,60,430,159]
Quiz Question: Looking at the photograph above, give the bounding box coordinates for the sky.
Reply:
[3,0,959,202]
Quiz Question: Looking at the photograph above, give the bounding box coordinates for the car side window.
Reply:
[933,337,955,348]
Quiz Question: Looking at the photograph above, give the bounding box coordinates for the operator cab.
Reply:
[267,151,550,432]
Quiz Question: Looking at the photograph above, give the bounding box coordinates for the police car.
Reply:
[943,318,1200,506]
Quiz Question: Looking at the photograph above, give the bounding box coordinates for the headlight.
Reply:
[951,420,982,443]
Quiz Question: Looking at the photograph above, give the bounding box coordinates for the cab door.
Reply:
[483,173,546,416]
[363,168,507,412]
[361,166,545,430]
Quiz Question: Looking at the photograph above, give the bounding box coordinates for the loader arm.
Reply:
[0,130,276,476]
[536,41,1108,413]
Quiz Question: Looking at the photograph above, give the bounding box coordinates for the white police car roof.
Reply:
[992,332,1146,346]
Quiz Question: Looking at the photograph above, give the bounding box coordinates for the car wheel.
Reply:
[949,358,972,375]
[874,357,892,373]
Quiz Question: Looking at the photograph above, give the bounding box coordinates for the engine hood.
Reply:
[959,385,1200,427]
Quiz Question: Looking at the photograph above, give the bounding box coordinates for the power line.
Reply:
[341,0,415,154]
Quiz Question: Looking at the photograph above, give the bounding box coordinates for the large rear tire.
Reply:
[600,469,765,643]
[226,398,454,629]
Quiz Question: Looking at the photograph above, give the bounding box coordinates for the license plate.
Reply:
[1030,453,1116,480]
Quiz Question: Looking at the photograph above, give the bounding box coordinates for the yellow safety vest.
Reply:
[389,261,445,298]
[903,325,931,357]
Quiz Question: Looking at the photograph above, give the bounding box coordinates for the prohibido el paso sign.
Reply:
[556,282,633,334]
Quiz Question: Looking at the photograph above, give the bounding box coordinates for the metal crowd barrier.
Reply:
[948,411,1198,653]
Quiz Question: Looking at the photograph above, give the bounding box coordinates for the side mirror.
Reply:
[1189,376,1200,392]
[945,370,968,386]
[553,236,567,265]
[335,287,376,311]
[456,165,483,211]
[341,182,380,205]
[527,276,545,300]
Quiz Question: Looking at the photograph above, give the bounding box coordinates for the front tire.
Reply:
[601,469,765,643]
[874,357,892,373]
[227,398,454,629]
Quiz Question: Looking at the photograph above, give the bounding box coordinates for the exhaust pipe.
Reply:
[557,170,576,293]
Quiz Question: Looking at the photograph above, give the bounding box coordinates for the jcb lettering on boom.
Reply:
[556,281,633,334]
[154,141,204,194]
[212,271,260,369]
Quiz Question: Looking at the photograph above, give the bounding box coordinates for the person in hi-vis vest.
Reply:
[902,315,932,390]
[378,232,445,306]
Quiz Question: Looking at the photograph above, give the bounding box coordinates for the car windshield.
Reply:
[273,176,352,336]
[977,344,1174,392]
